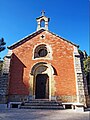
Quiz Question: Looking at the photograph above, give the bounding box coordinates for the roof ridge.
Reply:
[8,29,79,49]
[8,29,45,49]
[47,30,79,47]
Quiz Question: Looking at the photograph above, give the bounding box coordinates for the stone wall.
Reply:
[74,47,86,105]
[0,75,8,103]
[8,95,28,102]
[56,95,77,103]
[0,50,12,103]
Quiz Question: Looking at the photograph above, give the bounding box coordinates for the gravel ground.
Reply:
[0,109,90,120]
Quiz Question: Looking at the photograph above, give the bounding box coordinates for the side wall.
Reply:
[73,46,86,105]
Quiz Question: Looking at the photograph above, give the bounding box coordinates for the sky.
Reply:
[0,0,89,59]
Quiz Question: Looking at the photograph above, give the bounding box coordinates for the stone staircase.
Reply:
[20,100,64,109]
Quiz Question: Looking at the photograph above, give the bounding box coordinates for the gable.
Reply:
[8,29,79,50]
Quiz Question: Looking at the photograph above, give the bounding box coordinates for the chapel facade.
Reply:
[0,12,89,108]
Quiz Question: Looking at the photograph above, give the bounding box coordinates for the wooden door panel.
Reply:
[35,74,49,99]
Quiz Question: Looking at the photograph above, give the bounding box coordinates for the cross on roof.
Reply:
[41,10,45,16]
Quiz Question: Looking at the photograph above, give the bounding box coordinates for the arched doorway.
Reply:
[30,62,56,100]
[35,74,49,99]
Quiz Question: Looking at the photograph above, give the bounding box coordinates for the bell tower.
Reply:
[36,11,50,31]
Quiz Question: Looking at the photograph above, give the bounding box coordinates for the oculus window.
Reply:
[33,44,52,59]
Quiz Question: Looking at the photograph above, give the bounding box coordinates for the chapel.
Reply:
[0,11,89,109]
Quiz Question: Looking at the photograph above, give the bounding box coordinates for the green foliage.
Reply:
[83,55,90,94]
[83,56,90,74]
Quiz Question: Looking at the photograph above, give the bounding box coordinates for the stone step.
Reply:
[20,100,64,109]
[26,100,61,103]
[28,99,61,102]
[24,103,60,106]
[20,105,64,109]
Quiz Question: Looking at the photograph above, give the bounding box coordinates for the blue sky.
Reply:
[0,0,89,59]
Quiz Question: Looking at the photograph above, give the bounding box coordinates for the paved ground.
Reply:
[0,109,90,120]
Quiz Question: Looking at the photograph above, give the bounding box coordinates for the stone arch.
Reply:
[29,62,56,100]
[33,43,52,60]
[31,62,54,75]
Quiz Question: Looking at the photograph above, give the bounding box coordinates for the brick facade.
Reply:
[0,13,87,106]
[8,30,77,102]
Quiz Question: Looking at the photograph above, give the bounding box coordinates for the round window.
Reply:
[38,49,47,57]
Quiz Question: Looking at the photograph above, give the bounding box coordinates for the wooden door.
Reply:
[35,74,49,99]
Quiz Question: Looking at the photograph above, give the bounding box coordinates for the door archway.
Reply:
[29,62,56,100]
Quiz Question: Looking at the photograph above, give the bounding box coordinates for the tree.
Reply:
[0,38,6,74]
[83,56,90,94]
[0,38,6,52]
[79,49,90,94]
[83,56,90,74]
